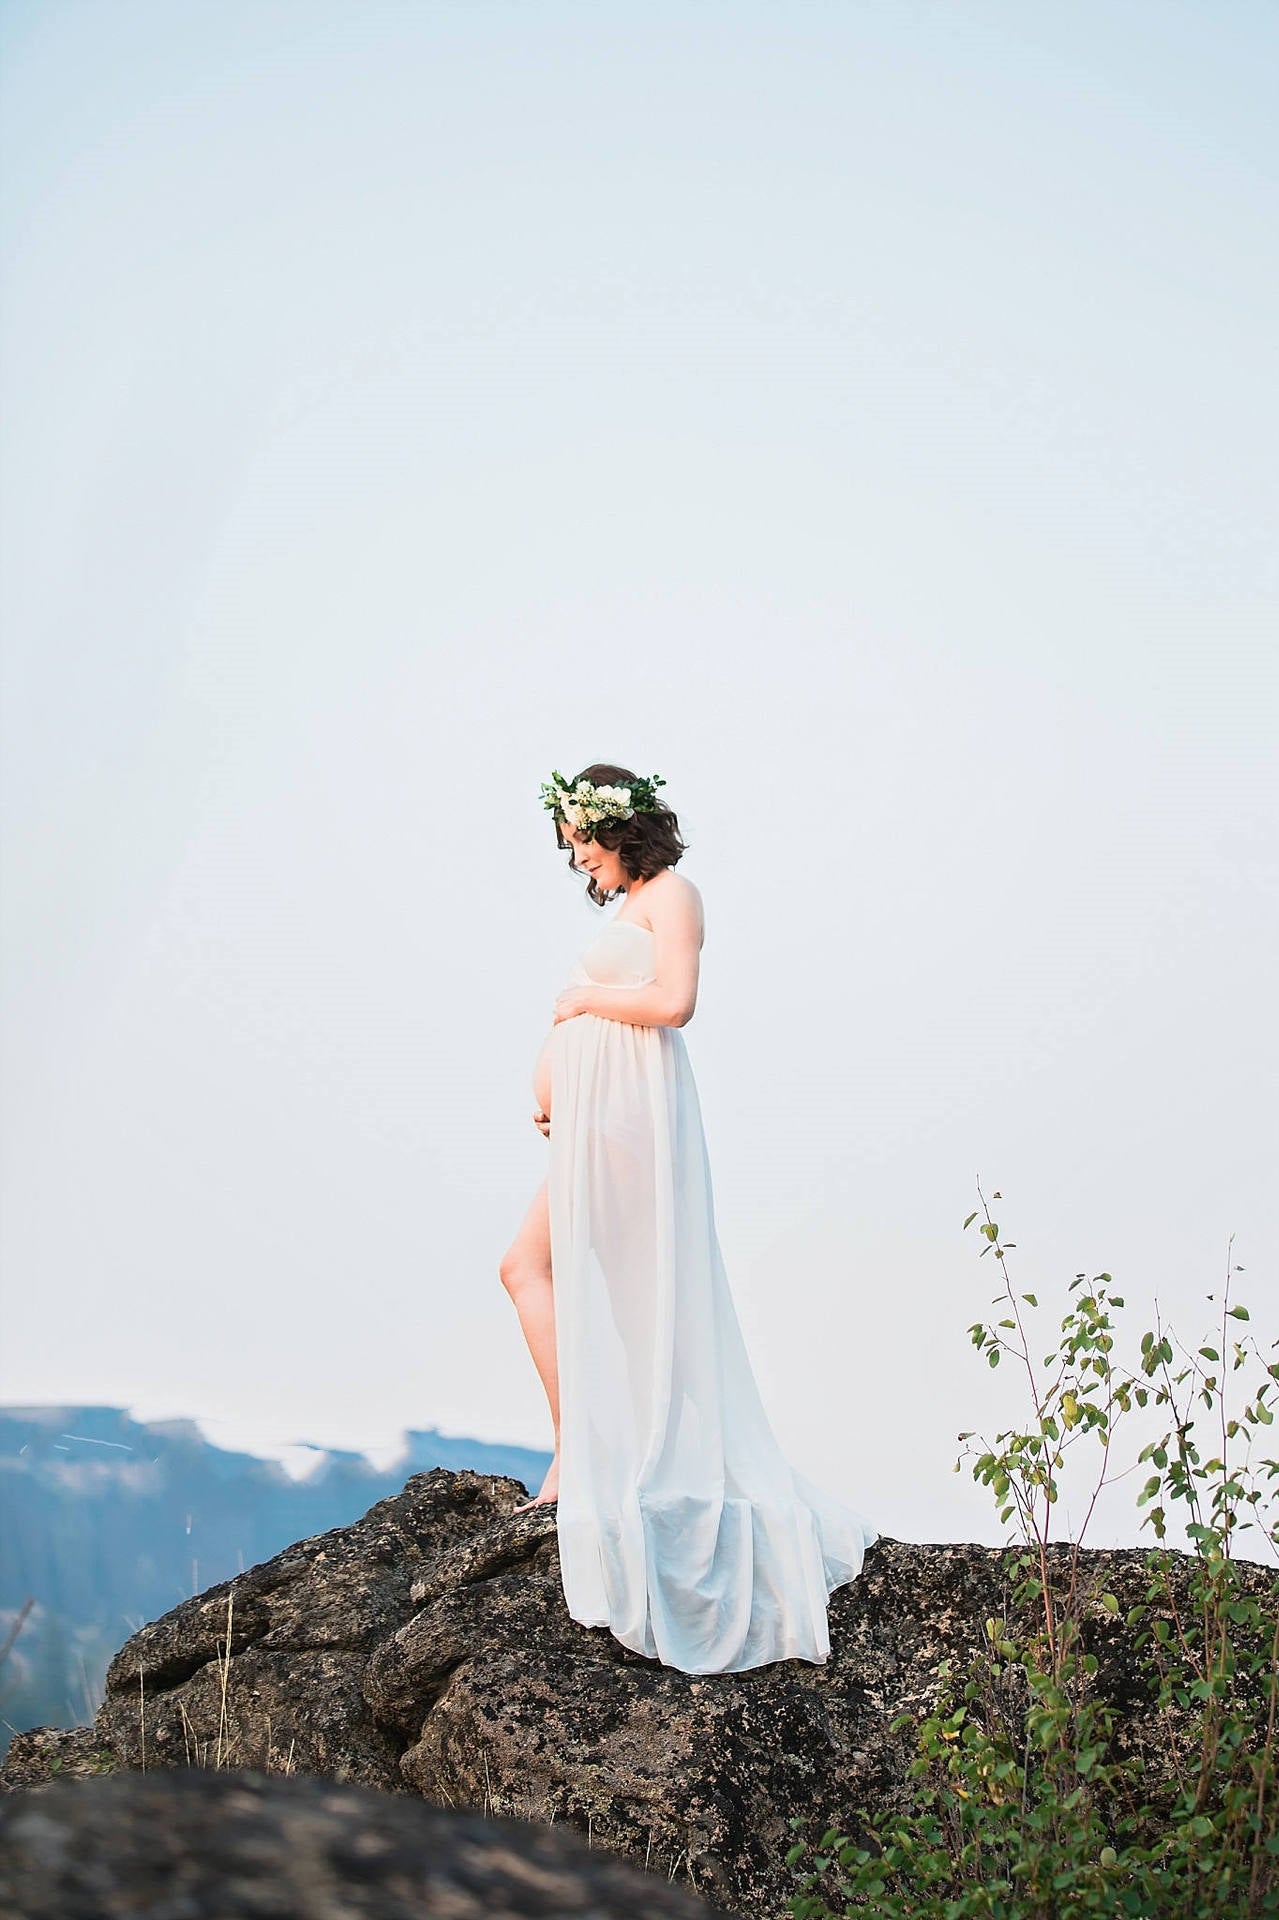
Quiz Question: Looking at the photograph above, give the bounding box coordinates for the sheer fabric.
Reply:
[547,915,877,1673]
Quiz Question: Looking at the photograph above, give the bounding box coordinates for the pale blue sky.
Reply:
[2,1,1275,1549]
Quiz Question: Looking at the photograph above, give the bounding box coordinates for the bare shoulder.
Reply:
[648,869,705,945]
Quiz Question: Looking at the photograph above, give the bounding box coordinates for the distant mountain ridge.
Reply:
[0,1404,552,1759]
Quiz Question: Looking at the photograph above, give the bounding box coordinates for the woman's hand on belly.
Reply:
[553,988,592,1025]
[532,1031,554,1135]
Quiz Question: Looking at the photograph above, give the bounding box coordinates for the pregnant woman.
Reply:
[500,762,878,1673]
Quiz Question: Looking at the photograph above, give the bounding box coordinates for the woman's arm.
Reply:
[554,878,704,1029]
[568,979,688,1028]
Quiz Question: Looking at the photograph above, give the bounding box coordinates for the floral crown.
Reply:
[539,768,667,841]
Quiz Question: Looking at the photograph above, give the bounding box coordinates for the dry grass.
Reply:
[474,1744,699,1888]
[137,1585,295,1777]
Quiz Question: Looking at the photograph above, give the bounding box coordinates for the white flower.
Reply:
[540,769,654,832]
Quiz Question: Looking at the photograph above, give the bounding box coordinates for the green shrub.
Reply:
[787,1185,1278,1918]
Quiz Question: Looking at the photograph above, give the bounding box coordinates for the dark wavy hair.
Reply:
[553,762,688,907]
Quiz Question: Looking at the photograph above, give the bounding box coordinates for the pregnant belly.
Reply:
[532,1030,555,1115]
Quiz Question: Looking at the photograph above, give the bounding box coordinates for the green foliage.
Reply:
[787,1186,1279,1918]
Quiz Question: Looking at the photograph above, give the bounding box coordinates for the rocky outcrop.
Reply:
[0,1768,723,1918]
[2,1468,1271,1920]
[0,1404,555,1760]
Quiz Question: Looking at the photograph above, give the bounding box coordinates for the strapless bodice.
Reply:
[566,918,656,989]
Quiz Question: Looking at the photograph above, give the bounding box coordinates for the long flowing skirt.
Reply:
[548,1003,877,1672]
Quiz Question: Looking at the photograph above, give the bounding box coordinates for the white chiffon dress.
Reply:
[546,911,878,1673]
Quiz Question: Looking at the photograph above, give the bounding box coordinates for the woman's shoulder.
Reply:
[649,868,704,937]
[648,865,701,903]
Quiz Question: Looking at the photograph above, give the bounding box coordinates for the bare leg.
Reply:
[499,1178,560,1509]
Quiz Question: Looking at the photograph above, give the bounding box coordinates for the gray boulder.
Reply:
[0,1767,724,1917]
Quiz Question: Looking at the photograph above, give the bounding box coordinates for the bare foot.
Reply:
[512,1452,559,1513]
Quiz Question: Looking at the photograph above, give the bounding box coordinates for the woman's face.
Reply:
[560,821,631,893]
